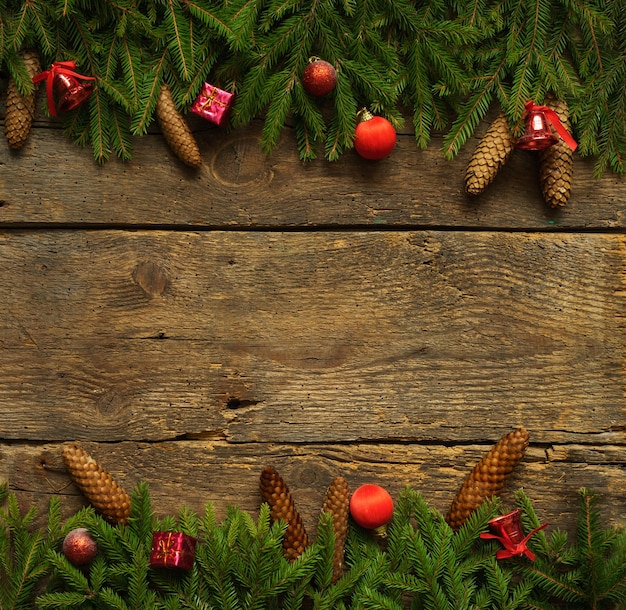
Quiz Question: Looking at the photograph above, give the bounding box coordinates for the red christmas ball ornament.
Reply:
[349,484,394,536]
[353,109,396,160]
[301,57,337,97]
[62,527,98,566]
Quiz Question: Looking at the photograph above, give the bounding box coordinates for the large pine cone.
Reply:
[155,83,202,168]
[321,475,350,582]
[445,428,530,530]
[260,466,310,561]
[4,50,41,150]
[465,113,516,195]
[62,443,131,524]
[539,97,574,208]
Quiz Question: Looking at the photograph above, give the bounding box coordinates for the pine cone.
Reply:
[62,443,131,524]
[445,428,530,530]
[321,476,350,583]
[155,83,202,168]
[4,50,41,150]
[465,113,516,195]
[539,97,574,208]
[260,466,309,561]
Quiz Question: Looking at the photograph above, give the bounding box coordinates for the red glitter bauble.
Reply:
[301,58,337,97]
[62,527,98,566]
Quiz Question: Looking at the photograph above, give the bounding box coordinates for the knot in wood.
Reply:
[133,261,169,297]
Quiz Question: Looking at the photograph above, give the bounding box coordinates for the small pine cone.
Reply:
[155,83,202,168]
[321,476,350,583]
[260,466,309,561]
[445,427,530,530]
[62,443,131,524]
[539,97,574,208]
[465,113,516,195]
[4,50,41,150]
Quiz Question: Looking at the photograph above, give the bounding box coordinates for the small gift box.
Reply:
[149,531,197,570]
[191,82,234,127]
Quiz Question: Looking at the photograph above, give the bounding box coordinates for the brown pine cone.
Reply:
[62,443,131,524]
[155,83,202,168]
[465,113,516,195]
[260,466,309,561]
[321,475,350,583]
[539,97,574,208]
[4,50,41,150]
[445,427,530,530]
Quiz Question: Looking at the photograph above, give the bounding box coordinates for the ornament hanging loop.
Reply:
[515,100,577,151]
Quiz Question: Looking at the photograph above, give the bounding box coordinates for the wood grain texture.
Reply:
[0,116,624,229]
[2,440,624,536]
[0,230,624,445]
[1,108,625,542]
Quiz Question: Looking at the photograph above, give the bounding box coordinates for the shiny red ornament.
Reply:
[480,509,548,561]
[150,531,197,570]
[515,100,578,151]
[354,109,396,160]
[32,61,95,117]
[62,527,98,566]
[301,58,337,97]
[349,484,394,535]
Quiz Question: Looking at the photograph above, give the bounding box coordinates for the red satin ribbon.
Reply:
[524,100,577,151]
[480,520,548,561]
[32,61,96,117]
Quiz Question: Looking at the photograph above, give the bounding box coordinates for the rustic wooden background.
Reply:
[1,101,625,538]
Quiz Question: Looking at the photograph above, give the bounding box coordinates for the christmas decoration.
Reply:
[62,443,131,524]
[31,61,95,117]
[445,427,529,530]
[480,509,548,561]
[155,83,202,168]
[259,466,310,561]
[301,58,337,97]
[539,97,576,208]
[515,105,559,151]
[149,531,197,570]
[0,1,622,173]
[465,112,516,195]
[515,100,577,152]
[2,477,626,609]
[321,475,350,583]
[61,527,98,566]
[353,109,397,160]
[349,483,394,536]
[4,50,41,150]
[190,82,234,126]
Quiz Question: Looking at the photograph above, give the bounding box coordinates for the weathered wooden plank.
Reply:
[2,441,624,535]
[0,115,624,229]
[1,230,624,445]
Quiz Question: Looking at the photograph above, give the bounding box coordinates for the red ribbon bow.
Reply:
[524,100,577,151]
[480,521,549,561]
[32,61,96,117]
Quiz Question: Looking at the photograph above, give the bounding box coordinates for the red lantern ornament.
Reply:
[301,57,337,97]
[349,484,394,537]
[62,527,98,566]
[354,109,396,160]
[515,100,577,151]
[480,509,548,561]
[32,61,95,117]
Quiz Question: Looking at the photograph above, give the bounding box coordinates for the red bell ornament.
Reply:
[515,100,578,152]
[33,61,95,117]
[480,509,548,561]
[354,109,396,160]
